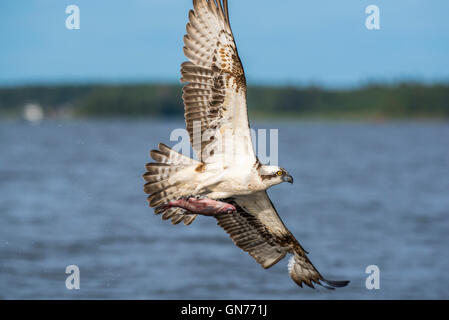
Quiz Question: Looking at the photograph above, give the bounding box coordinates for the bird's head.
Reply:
[258,165,293,187]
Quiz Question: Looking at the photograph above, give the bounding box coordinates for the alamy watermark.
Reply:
[66,5,80,30]
[65,265,80,290]
[64,5,380,31]
[169,122,279,165]
[365,265,380,289]
[365,5,380,30]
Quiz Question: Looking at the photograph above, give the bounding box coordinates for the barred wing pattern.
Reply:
[181,0,256,165]
[215,192,350,289]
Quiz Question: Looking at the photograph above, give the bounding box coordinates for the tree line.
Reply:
[1,83,448,119]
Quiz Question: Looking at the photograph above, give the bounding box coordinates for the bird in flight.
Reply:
[143,0,349,289]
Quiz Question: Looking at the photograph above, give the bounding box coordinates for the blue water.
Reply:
[0,120,448,299]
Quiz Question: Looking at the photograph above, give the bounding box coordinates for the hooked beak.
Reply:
[283,174,294,184]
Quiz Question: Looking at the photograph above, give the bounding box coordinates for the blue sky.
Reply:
[1,0,448,87]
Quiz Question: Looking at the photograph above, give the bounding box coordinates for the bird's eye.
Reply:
[276,171,283,176]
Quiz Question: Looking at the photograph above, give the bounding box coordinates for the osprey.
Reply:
[143,0,349,289]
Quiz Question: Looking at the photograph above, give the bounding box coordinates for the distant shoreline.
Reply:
[1,82,448,120]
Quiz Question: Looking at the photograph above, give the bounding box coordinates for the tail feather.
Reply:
[154,143,196,165]
[143,143,198,226]
[160,207,197,226]
[143,180,174,195]
[161,207,182,220]
[171,211,188,225]
[145,163,183,177]
[147,186,182,207]
[142,173,166,183]
[182,214,197,226]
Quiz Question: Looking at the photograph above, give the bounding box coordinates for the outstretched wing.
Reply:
[215,191,349,289]
[181,0,256,165]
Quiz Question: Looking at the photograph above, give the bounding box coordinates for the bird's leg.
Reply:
[157,196,236,216]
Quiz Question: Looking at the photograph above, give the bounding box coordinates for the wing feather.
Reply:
[182,0,255,165]
[215,191,350,289]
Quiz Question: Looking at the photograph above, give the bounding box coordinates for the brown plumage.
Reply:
[143,0,349,290]
[181,0,249,162]
[144,143,198,226]
[216,191,349,289]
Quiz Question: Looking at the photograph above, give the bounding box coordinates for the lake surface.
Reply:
[0,119,448,299]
